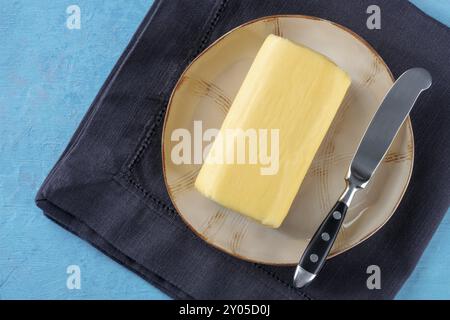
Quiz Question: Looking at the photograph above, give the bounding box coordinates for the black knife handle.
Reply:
[294,201,348,286]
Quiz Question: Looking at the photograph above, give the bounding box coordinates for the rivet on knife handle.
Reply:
[293,68,432,288]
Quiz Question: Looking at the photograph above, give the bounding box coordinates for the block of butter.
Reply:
[195,34,351,228]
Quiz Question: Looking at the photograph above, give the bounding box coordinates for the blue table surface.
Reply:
[0,0,448,300]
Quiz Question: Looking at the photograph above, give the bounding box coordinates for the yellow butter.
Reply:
[195,34,351,228]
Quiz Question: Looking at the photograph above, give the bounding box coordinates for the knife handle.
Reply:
[293,201,348,288]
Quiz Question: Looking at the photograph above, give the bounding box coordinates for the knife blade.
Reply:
[293,68,432,288]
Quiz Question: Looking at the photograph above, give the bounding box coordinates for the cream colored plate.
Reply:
[162,16,414,265]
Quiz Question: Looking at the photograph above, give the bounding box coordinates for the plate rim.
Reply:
[161,14,415,265]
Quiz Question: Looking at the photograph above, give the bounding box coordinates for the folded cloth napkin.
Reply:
[36,0,450,299]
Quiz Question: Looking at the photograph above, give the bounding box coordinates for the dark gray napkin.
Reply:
[36,0,450,299]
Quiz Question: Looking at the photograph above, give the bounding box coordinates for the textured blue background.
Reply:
[0,0,448,299]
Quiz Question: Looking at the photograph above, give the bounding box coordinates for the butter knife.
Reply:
[293,68,432,288]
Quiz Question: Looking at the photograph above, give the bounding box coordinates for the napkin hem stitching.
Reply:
[36,198,195,300]
[117,173,314,300]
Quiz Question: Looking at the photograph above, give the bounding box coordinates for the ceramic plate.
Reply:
[162,16,414,265]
